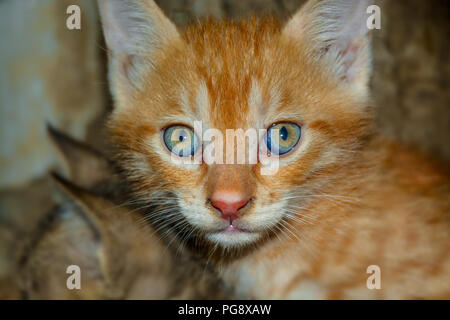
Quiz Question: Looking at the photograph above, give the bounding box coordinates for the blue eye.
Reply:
[163,125,200,157]
[266,122,301,155]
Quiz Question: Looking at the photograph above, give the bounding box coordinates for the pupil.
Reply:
[179,134,185,142]
[280,126,288,141]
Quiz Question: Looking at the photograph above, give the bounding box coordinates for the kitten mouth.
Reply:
[207,223,260,247]
[219,216,253,233]
[215,222,252,234]
[224,224,244,233]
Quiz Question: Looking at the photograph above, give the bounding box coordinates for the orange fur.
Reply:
[100,0,450,299]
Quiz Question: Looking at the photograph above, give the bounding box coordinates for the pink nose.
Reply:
[211,193,249,222]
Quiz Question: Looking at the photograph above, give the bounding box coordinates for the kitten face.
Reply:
[100,0,373,251]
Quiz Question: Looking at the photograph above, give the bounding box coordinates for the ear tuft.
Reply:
[283,0,372,92]
[97,0,180,101]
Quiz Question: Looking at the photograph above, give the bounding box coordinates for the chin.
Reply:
[206,229,262,248]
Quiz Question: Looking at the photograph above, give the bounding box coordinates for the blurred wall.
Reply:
[371,0,450,162]
[0,0,106,189]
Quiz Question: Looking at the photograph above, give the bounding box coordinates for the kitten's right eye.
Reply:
[163,125,200,157]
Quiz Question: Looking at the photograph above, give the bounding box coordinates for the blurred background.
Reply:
[0,0,449,291]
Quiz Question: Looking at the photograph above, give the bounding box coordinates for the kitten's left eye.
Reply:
[266,122,301,156]
[163,125,200,157]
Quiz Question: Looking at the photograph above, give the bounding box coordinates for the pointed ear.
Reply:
[97,0,180,105]
[47,124,114,189]
[283,0,372,93]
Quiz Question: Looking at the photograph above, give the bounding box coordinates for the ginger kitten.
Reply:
[98,0,450,299]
